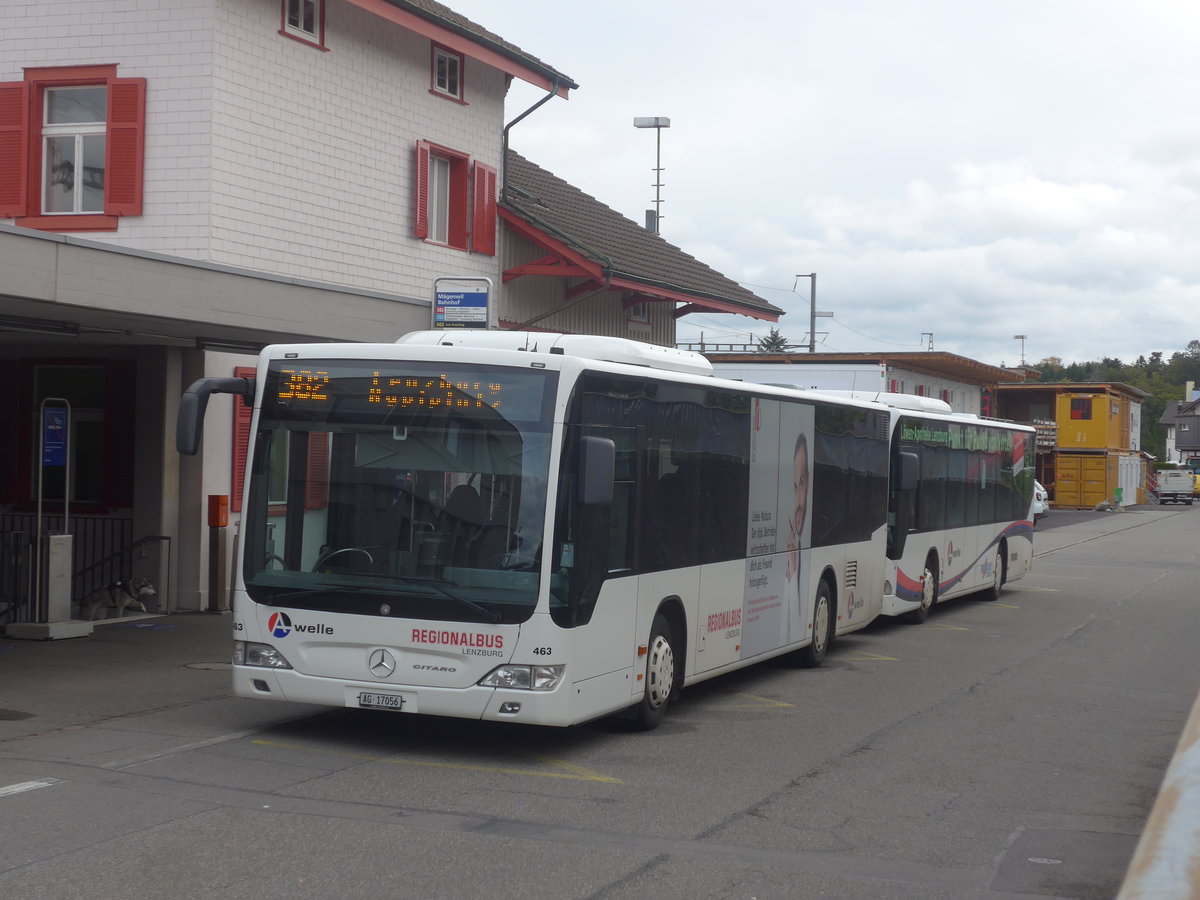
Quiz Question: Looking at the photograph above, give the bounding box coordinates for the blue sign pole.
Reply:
[36,398,72,623]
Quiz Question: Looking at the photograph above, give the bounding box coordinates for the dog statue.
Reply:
[80,577,157,620]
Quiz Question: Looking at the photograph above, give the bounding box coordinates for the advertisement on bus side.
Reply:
[744,399,813,659]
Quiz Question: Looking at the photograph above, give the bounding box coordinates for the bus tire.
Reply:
[980,546,1005,601]
[633,613,676,731]
[905,556,938,624]
[796,580,833,668]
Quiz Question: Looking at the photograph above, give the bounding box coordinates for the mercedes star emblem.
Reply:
[368,648,396,678]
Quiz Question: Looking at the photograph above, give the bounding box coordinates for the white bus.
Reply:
[176,332,1030,729]
[875,396,1036,623]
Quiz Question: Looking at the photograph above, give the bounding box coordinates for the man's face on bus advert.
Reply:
[792,434,809,542]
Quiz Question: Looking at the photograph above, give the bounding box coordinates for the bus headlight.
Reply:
[479,664,564,691]
[233,640,293,669]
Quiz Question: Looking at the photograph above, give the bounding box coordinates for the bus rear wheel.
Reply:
[796,580,833,668]
[633,614,676,731]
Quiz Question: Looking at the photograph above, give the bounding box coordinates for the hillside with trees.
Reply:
[1031,340,1200,458]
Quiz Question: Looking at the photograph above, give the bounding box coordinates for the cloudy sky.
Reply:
[447,0,1200,368]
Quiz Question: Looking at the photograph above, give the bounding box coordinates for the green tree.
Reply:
[756,327,791,352]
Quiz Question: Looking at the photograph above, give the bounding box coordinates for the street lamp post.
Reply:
[794,273,832,353]
[633,117,670,233]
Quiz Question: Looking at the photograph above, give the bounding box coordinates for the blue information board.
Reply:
[433,290,489,329]
[43,408,68,467]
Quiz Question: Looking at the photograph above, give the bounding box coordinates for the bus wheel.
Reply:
[905,558,937,624]
[633,614,676,731]
[980,547,1005,601]
[796,580,833,668]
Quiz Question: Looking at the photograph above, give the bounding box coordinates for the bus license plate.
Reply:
[356,691,415,712]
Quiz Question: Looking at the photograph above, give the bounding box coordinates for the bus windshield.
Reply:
[240,359,557,625]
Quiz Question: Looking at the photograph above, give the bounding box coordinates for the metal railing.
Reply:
[0,515,171,620]
[675,341,758,354]
[1,513,132,591]
[0,530,30,626]
[72,534,172,614]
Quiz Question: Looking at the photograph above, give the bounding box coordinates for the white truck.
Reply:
[1156,469,1195,505]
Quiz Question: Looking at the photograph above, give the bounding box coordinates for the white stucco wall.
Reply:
[2,0,507,304]
[1,0,217,255]
[209,0,506,298]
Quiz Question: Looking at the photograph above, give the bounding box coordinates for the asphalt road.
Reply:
[1,504,1197,900]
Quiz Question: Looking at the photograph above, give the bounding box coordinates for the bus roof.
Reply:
[395,330,714,377]
[798,389,953,415]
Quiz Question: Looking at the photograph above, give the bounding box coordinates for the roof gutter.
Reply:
[381,1,577,94]
[502,78,560,206]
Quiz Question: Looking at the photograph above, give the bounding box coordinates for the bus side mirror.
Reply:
[898,451,919,492]
[578,436,615,505]
[177,376,256,455]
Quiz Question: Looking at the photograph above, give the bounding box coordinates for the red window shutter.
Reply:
[888,379,898,393]
[305,431,329,510]
[471,161,497,255]
[105,78,146,216]
[230,365,255,513]
[0,82,29,218]
[413,140,430,238]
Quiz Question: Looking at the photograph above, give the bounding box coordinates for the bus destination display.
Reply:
[265,361,550,422]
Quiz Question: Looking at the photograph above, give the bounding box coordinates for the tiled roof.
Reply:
[1160,398,1200,425]
[502,151,781,319]
[390,1,577,89]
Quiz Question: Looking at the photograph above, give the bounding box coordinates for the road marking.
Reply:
[932,623,969,631]
[528,754,622,781]
[104,729,261,769]
[994,602,1020,609]
[844,651,899,661]
[1035,511,1188,557]
[723,691,794,709]
[1022,587,1060,593]
[0,778,62,797]
[252,739,623,783]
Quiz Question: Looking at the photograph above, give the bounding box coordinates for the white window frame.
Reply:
[41,86,107,215]
[432,46,464,100]
[283,0,322,42]
[428,154,451,245]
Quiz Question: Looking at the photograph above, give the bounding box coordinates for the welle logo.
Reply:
[266,612,333,638]
[268,612,292,638]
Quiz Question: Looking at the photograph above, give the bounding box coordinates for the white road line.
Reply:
[102,728,259,769]
[0,778,62,797]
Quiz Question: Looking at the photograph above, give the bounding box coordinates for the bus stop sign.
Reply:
[433,290,489,329]
[42,408,68,467]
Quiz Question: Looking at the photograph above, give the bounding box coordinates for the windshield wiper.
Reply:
[256,577,502,624]
[393,575,502,624]
[266,584,368,603]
